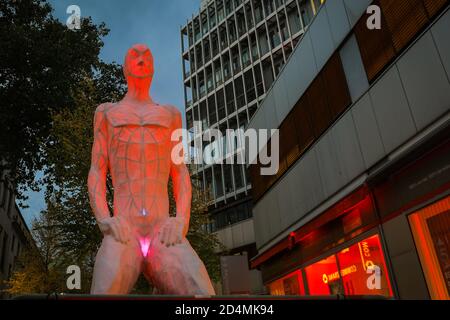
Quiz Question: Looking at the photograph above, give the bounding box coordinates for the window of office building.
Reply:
[254,63,264,96]
[299,0,314,27]
[225,83,236,115]
[231,46,240,73]
[223,164,234,195]
[235,76,246,109]
[208,95,217,125]
[206,66,213,90]
[312,0,325,13]
[209,5,216,29]
[262,58,274,90]
[257,26,270,56]
[217,89,226,119]
[212,31,220,57]
[244,70,256,103]
[409,195,450,299]
[233,163,245,190]
[200,101,209,129]
[240,40,250,68]
[237,9,246,37]
[245,3,254,29]
[205,167,214,200]
[214,59,222,85]
[213,165,225,199]
[223,52,232,80]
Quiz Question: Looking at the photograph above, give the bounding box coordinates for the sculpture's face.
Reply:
[124,44,154,79]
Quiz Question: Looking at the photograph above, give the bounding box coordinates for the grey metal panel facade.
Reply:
[397,32,450,131]
[309,5,335,71]
[283,32,318,110]
[351,93,386,169]
[330,112,366,183]
[340,35,369,102]
[431,7,450,80]
[369,66,417,154]
[343,0,372,28]
[272,71,290,123]
[325,0,351,47]
[315,132,344,198]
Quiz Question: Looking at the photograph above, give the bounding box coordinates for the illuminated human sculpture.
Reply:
[88,44,215,295]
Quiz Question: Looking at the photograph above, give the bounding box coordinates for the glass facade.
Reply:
[181,0,324,231]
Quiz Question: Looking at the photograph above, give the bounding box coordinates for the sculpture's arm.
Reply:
[169,106,192,238]
[88,104,111,223]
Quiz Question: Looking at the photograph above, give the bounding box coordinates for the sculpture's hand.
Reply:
[158,217,185,247]
[98,216,130,244]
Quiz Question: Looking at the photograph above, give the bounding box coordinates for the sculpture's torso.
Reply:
[103,101,175,236]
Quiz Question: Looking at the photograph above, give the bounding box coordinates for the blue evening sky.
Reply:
[21,0,200,227]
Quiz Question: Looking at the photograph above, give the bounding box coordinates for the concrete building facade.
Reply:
[247,0,450,299]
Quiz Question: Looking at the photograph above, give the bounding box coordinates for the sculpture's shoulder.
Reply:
[96,102,114,114]
[93,103,115,130]
[94,103,115,123]
[161,104,182,128]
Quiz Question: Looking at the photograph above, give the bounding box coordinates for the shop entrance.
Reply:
[409,195,450,300]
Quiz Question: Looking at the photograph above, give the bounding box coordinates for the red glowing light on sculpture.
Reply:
[139,237,151,258]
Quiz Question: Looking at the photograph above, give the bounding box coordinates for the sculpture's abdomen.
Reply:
[108,125,171,230]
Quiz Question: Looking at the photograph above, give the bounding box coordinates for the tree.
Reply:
[5,208,66,295]
[0,0,111,203]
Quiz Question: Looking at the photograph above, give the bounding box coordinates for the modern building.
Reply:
[180,0,326,294]
[247,0,450,299]
[0,177,34,297]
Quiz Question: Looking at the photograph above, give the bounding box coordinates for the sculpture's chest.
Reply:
[105,105,173,145]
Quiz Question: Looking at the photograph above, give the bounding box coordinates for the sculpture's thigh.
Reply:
[144,238,215,295]
[91,235,142,294]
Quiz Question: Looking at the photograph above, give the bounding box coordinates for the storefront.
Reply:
[373,130,450,299]
[252,130,450,299]
[268,234,393,297]
[408,196,450,299]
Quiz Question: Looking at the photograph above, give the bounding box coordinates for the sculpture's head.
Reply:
[123,44,154,81]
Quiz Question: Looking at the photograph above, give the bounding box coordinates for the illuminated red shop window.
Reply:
[305,255,342,295]
[337,234,393,297]
[305,234,393,297]
[409,195,450,300]
[268,270,305,296]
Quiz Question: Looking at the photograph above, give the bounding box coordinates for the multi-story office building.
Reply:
[180,0,325,294]
[247,0,450,299]
[0,178,34,297]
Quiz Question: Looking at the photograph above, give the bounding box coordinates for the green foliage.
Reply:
[0,0,115,203]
